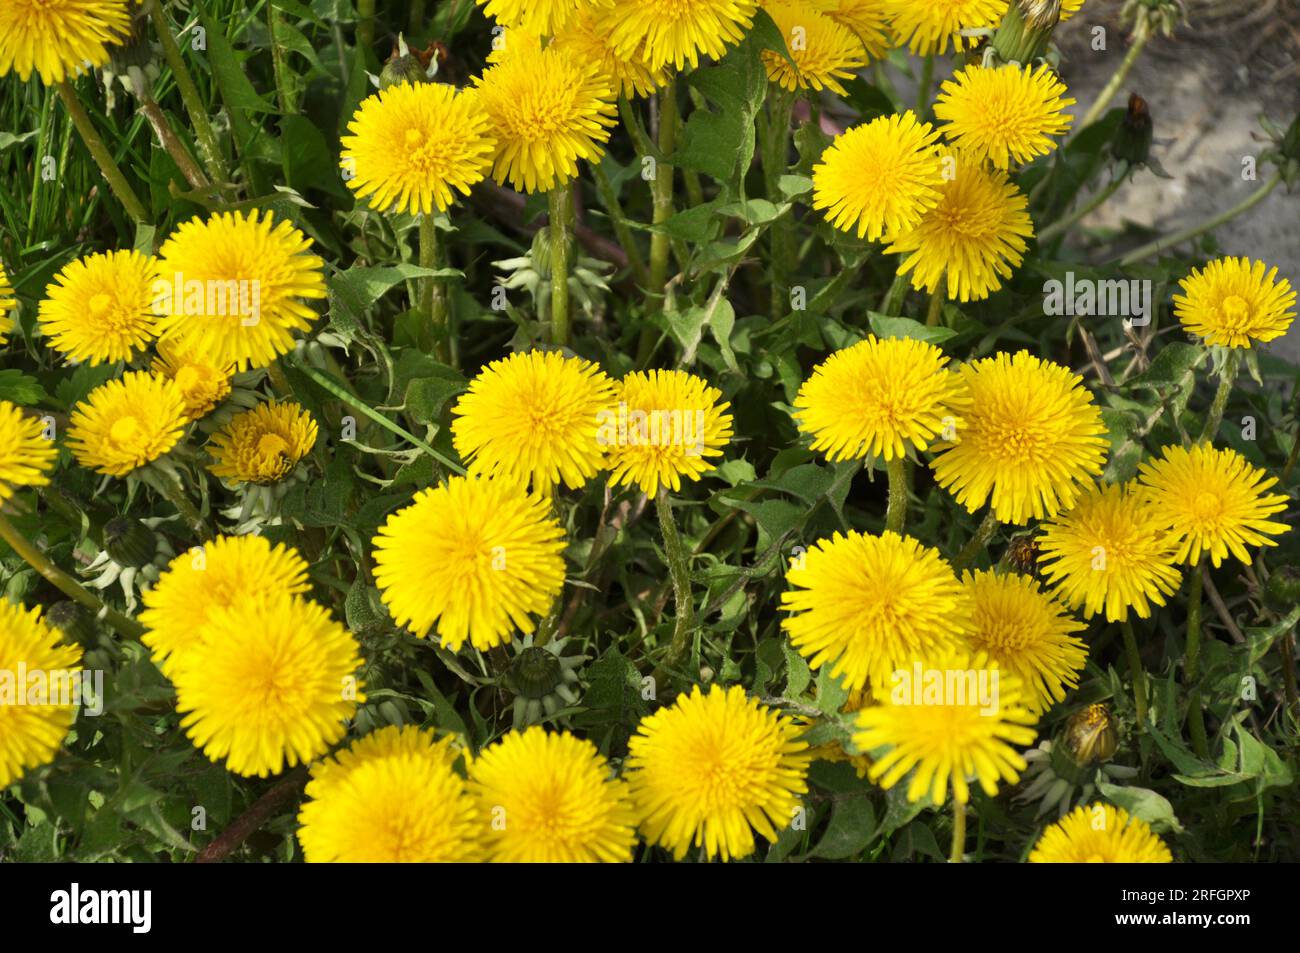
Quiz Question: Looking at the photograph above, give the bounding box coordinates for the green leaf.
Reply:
[0,369,47,405]
[1095,780,1185,834]
[867,312,957,345]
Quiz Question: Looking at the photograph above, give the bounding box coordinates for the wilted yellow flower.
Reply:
[468,727,638,863]
[1038,481,1183,622]
[154,210,326,371]
[812,111,945,241]
[934,63,1075,169]
[473,40,616,194]
[172,593,363,778]
[0,401,56,504]
[853,647,1039,804]
[140,534,311,674]
[781,530,970,691]
[65,371,189,477]
[341,81,495,215]
[452,350,614,494]
[929,351,1108,525]
[0,0,129,84]
[1137,443,1290,567]
[298,725,483,863]
[606,0,759,71]
[0,601,83,788]
[207,401,318,486]
[1172,257,1296,348]
[38,250,160,365]
[1030,803,1172,862]
[760,0,867,95]
[961,569,1087,715]
[626,685,811,861]
[151,337,233,422]
[604,369,734,497]
[883,0,1007,54]
[372,475,567,651]
[886,152,1035,302]
[793,334,969,462]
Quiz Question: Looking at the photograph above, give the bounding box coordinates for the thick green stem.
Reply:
[267,2,295,115]
[925,286,945,327]
[949,800,966,864]
[884,455,908,534]
[1118,172,1282,266]
[147,0,233,190]
[0,512,145,640]
[591,160,650,287]
[1037,165,1129,245]
[418,214,449,362]
[55,81,149,224]
[1185,560,1210,758]
[647,80,678,312]
[880,271,910,317]
[1079,24,1151,129]
[1200,350,1241,443]
[549,183,573,346]
[140,95,210,191]
[657,488,695,674]
[357,0,376,52]
[915,53,935,115]
[1122,618,1149,728]
[764,89,795,321]
[952,512,999,571]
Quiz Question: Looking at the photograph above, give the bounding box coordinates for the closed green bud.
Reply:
[1112,93,1154,165]
[379,54,431,90]
[992,0,1061,64]
[103,517,158,569]
[45,601,96,645]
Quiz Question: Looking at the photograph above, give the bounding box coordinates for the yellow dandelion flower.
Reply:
[297,725,483,862]
[38,250,160,365]
[468,726,638,863]
[0,601,83,788]
[475,0,613,34]
[812,111,945,241]
[1029,803,1172,863]
[961,569,1088,715]
[934,63,1075,170]
[626,685,811,861]
[793,334,970,462]
[606,0,758,71]
[140,534,310,674]
[552,7,668,99]
[372,475,566,651]
[929,351,1108,525]
[473,40,616,194]
[883,0,1007,55]
[1060,0,1085,21]
[1137,443,1290,568]
[0,401,57,504]
[341,81,495,216]
[150,337,233,422]
[65,371,188,477]
[760,1,867,95]
[886,152,1034,302]
[1172,257,1296,349]
[207,401,318,486]
[781,530,970,692]
[603,369,734,498]
[1038,481,1183,622]
[172,593,363,778]
[0,264,16,344]
[853,647,1039,804]
[0,0,129,84]
[154,210,326,371]
[811,0,890,59]
[452,350,615,494]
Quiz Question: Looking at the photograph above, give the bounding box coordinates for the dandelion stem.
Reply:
[1199,349,1240,443]
[154,473,210,541]
[763,88,795,321]
[657,488,695,676]
[880,271,910,317]
[147,0,234,192]
[357,0,376,53]
[638,78,679,365]
[0,512,145,640]
[952,512,999,570]
[267,2,295,115]
[925,286,945,327]
[1121,618,1149,727]
[949,800,966,863]
[54,81,150,224]
[1036,163,1130,245]
[1079,22,1150,129]
[418,213,450,362]
[1184,560,1210,759]
[548,183,573,346]
[916,53,935,115]
[1117,171,1282,267]
[591,160,650,287]
[884,456,908,534]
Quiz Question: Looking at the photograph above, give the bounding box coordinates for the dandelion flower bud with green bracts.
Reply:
[298,725,484,862]
[207,401,318,487]
[1029,803,1171,862]
[626,685,811,861]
